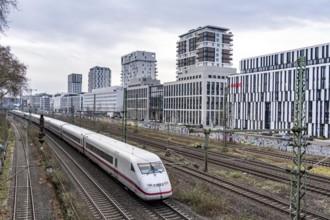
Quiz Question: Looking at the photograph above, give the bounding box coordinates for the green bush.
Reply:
[229,171,242,179]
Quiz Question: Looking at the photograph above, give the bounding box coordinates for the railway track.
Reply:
[46,134,132,220]
[110,128,330,196]
[48,117,330,218]
[237,147,330,167]
[16,116,195,220]
[126,126,330,188]
[165,144,330,196]
[10,120,36,220]
[148,199,191,220]
[77,119,330,168]
[162,156,330,220]
[45,132,192,220]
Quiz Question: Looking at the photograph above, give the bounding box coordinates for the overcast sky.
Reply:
[2,0,330,94]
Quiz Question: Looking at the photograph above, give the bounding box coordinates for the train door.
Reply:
[81,135,85,154]
[114,151,119,179]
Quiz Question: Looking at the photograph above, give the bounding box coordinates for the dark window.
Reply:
[63,130,80,143]
[86,142,113,164]
[131,163,135,172]
[265,102,271,129]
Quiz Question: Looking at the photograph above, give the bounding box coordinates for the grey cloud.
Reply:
[11,0,329,45]
[4,0,329,93]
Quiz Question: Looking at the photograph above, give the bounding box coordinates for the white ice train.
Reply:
[11,110,172,201]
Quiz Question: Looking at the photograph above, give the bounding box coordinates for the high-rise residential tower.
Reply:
[88,66,111,92]
[68,73,82,94]
[176,25,233,76]
[121,51,157,88]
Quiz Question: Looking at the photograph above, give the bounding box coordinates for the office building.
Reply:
[88,66,111,92]
[229,43,330,137]
[121,51,157,88]
[126,77,163,121]
[83,86,123,117]
[51,93,83,113]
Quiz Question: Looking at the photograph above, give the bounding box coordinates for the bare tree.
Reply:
[0,0,17,34]
[0,45,27,99]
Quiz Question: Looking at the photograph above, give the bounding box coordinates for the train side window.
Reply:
[131,163,135,172]
[115,158,117,168]
[106,155,113,164]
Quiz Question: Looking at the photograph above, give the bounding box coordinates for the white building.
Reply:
[229,43,330,138]
[164,66,235,127]
[164,25,236,128]
[40,94,52,113]
[51,93,83,113]
[23,93,52,113]
[83,86,123,117]
[68,73,82,94]
[88,66,111,92]
[121,51,157,88]
[61,94,84,113]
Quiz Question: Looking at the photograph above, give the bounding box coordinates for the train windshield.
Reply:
[138,162,164,174]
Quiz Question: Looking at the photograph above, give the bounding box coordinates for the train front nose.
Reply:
[140,175,172,200]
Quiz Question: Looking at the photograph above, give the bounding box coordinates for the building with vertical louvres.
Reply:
[229,43,330,138]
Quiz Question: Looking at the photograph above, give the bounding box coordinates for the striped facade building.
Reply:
[229,43,330,138]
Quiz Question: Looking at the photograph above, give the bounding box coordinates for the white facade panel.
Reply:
[83,86,123,116]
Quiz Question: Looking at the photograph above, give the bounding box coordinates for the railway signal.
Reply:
[39,115,45,149]
[122,88,128,143]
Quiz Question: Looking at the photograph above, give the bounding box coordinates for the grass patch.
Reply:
[174,183,228,216]
[229,171,242,179]
[254,180,285,194]
[309,166,330,177]
[326,209,330,217]
[211,169,243,180]
[211,169,287,195]
[0,129,14,219]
